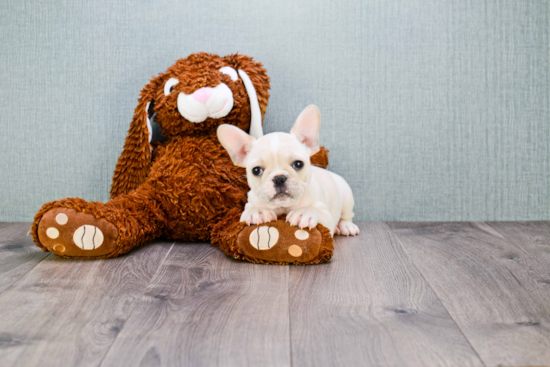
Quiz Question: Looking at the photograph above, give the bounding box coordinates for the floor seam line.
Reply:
[384,222,487,367]
[0,252,53,298]
[97,241,176,367]
[287,266,293,367]
[484,221,546,260]
[0,224,55,297]
[482,221,534,258]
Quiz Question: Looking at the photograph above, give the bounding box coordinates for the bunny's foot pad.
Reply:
[214,218,334,265]
[37,208,118,258]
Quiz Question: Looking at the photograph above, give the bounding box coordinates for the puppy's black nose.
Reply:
[273,175,287,187]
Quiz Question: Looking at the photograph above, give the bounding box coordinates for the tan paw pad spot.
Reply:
[73,225,104,250]
[288,245,303,257]
[52,244,65,253]
[46,227,59,239]
[249,226,279,250]
[294,229,309,240]
[55,213,69,225]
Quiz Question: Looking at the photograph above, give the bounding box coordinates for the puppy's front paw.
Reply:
[335,221,360,236]
[286,208,319,230]
[240,208,277,226]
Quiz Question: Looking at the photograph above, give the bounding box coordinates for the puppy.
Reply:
[217,105,359,236]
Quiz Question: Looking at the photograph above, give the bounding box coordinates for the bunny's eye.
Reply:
[219,66,239,81]
[164,78,179,96]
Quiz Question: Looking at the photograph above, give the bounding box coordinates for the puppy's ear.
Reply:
[217,124,256,167]
[291,105,321,156]
[110,73,165,198]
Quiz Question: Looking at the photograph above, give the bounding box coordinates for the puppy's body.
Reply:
[218,105,359,236]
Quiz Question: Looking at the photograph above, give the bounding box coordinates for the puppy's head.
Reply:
[218,105,321,208]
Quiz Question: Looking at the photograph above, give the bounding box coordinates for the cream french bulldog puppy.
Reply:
[217,105,359,236]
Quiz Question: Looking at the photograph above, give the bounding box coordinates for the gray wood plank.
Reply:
[0,222,51,294]
[100,244,290,367]
[389,222,550,367]
[487,221,550,272]
[0,222,13,231]
[0,240,174,367]
[289,222,482,367]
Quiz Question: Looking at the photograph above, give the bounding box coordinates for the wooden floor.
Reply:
[0,222,549,367]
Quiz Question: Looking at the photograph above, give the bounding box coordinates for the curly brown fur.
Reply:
[110,53,270,198]
[32,53,331,263]
[311,146,329,169]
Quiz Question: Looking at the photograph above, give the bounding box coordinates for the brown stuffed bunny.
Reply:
[31,53,333,264]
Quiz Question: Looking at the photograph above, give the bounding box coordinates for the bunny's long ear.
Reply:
[238,69,262,139]
[225,54,270,139]
[110,74,164,198]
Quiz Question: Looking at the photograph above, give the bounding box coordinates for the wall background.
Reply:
[1,0,548,222]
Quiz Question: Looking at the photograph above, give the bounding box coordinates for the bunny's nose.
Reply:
[193,87,213,104]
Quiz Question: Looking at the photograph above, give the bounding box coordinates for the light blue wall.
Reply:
[1,0,548,222]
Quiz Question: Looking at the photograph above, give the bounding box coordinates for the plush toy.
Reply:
[31,53,334,265]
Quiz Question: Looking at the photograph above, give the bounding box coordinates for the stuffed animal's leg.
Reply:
[31,185,166,259]
[211,211,334,265]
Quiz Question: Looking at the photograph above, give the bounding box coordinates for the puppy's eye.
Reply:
[292,160,304,170]
[219,66,239,81]
[164,78,179,96]
[252,167,263,176]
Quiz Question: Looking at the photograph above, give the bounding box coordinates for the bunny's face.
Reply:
[145,53,270,138]
[110,53,270,199]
